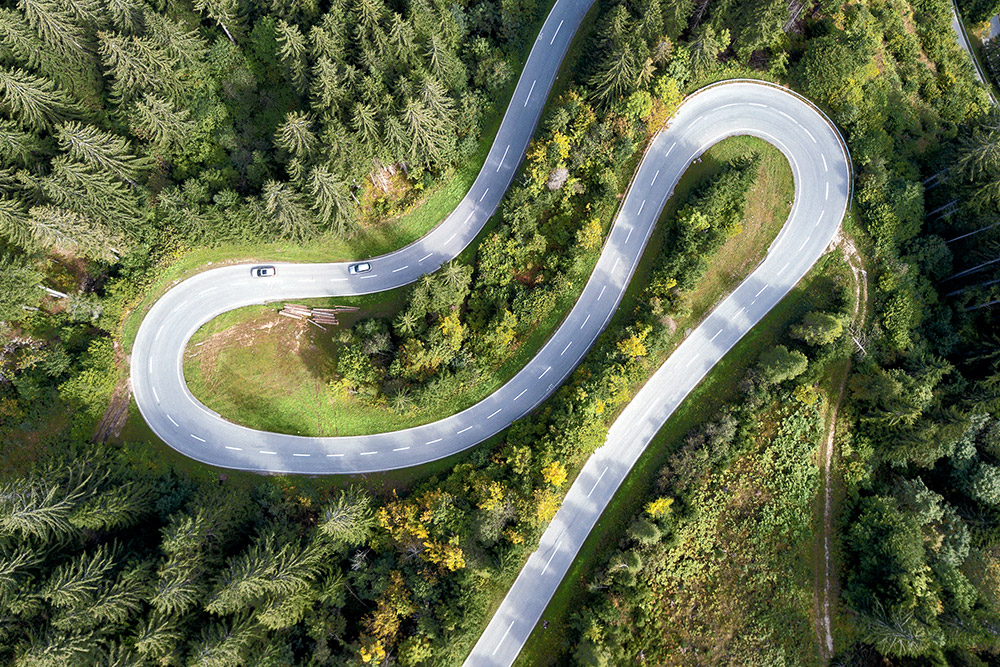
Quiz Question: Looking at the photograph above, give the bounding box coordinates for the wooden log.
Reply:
[279,310,305,320]
[307,319,327,331]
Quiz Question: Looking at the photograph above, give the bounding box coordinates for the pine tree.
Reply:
[15,627,96,666]
[275,111,317,160]
[318,489,375,546]
[84,564,150,626]
[17,0,91,68]
[0,195,31,249]
[127,93,194,146]
[0,477,87,540]
[193,0,241,44]
[0,251,42,322]
[98,31,180,103]
[0,119,43,166]
[0,546,41,602]
[205,534,322,616]
[255,588,316,630]
[188,616,260,667]
[41,544,117,608]
[351,102,380,153]
[276,19,309,93]
[402,97,451,164]
[0,9,45,70]
[151,557,203,616]
[41,156,139,221]
[56,121,150,184]
[261,180,316,241]
[689,24,729,77]
[0,66,81,130]
[25,205,118,260]
[68,480,153,531]
[103,0,144,34]
[133,614,182,660]
[308,165,353,235]
[145,13,208,68]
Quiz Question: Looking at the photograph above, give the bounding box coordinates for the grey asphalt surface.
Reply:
[130,0,852,661]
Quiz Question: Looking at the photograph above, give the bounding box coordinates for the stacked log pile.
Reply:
[278,304,360,330]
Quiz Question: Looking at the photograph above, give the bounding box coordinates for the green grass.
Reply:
[179,136,792,437]
[513,252,855,666]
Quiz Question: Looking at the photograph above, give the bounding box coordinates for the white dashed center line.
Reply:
[426,438,443,444]
[539,366,550,379]
[191,434,205,442]
[778,262,790,276]
[514,388,528,400]
[488,408,502,419]
[685,354,699,368]
[152,388,159,402]
[561,341,572,355]
[419,253,432,262]
[665,143,675,158]
[581,313,590,328]
[587,466,609,497]
[493,620,515,656]
[736,306,745,316]
[446,233,456,244]
[755,286,767,297]
[799,237,809,251]
[457,426,473,435]
[327,453,344,457]
[260,450,277,455]
[651,169,660,185]
[293,453,310,457]
[360,451,377,456]
[524,79,536,106]
[497,145,510,172]
[393,446,410,452]
[480,188,489,202]
[822,154,828,172]
[226,446,242,451]
[167,415,178,427]
[637,200,645,215]
[541,540,562,575]
[625,228,632,243]
[598,285,606,300]
[549,19,563,44]
[710,328,723,342]
[392,266,408,273]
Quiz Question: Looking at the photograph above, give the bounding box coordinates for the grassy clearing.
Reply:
[514,252,855,666]
[180,136,790,437]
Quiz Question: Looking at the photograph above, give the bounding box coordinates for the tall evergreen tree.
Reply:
[127,93,193,147]
[0,66,81,130]
[261,180,316,241]
[56,121,150,184]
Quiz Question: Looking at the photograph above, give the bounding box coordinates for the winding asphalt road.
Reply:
[462,79,851,665]
[130,0,852,663]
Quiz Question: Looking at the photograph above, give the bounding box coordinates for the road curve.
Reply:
[131,2,849,479]
[461,86,851,667]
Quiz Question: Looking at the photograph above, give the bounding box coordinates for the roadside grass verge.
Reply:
[513,251,854,666]
[180,137,790,437]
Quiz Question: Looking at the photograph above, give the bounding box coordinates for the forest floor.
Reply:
[813,231,868,661]
[180,137,792,437]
